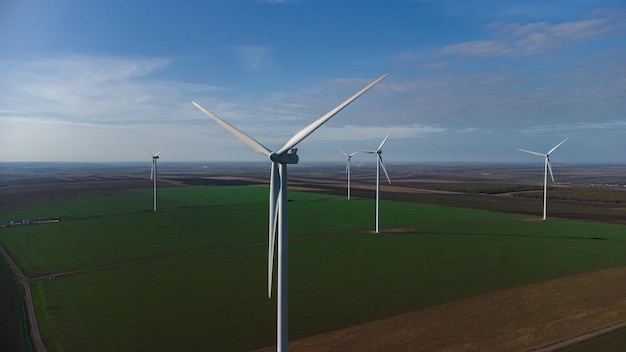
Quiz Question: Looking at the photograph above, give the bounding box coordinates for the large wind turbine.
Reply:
[338,149,359,200]
[193,74,386,352]
[149,148,166,212]
[360,129,393,233]
[518,138,568,220]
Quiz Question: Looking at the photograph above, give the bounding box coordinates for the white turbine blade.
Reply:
[276,74,387,155]
[357,150,377,154]
[547,157,555,183]
[193,101,272,157]
[349,151,359,157]
[377,129,394,151]
[378,155,391,184]
[150,160,154,180]
[154,147,167,157]
[547,137,569,155]
[338,149,349,174]
[518,148,545,157]
[268,163,280,297]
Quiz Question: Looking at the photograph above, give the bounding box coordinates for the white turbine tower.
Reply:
[518,138,568,221]
[193,74,386,352]
[338,149,359,200]
[149,148,166,212]
[360,129,393,233]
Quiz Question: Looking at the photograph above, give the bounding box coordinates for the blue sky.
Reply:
[1,0,625,164]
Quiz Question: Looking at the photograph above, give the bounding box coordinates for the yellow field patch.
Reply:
[254,266,626,351]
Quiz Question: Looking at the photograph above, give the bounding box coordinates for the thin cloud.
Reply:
[514,120,626,134]
[0,55,224,123]
[234,45,273,71]
[441,16,618,57]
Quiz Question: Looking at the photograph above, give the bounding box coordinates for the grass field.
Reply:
[1,185,626,351]
[0,255,33,352]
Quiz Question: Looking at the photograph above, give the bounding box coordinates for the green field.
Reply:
[1,185,626,351]
[0,255,33,352]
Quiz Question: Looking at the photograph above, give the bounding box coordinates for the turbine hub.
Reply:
[269,150,299,164]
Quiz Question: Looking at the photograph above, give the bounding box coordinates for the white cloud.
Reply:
[514,120,626,134]
[441,16,618,57]
[0,55,224,124]
[234,45,273,71]
[440,40,512,57]
[1,43,624,163]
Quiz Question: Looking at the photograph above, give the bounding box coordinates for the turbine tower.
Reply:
[360,129,393,233]
[518,138,568,220]
[149,148,166,212]
[338,148,359,200]
[193,74,386,352]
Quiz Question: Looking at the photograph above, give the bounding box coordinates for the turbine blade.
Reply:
[349,151,359,157]
[276,74,387,155]
[345,159,349,175]
[547,157,555,183]
[378,155,391,184]
[357,150,377,154]
[517,148,545,157]
[338,148,348,157]
[150,160,154,180]
[547,137,569,155]
[268,163,280,297]
[154,147,167,157]
[193,101,272,157]
[377,129,394,151]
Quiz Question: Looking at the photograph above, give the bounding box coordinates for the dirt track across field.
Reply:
[253,266,626,352]
[0,245,47,352]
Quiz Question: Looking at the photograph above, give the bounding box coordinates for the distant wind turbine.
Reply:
[338,148,359,200]
[193,74,386,352]
[360,129,393,233]
[149,148,166,212]
[518,138,568,220]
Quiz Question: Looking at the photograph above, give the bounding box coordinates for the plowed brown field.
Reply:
[253,266,626,351]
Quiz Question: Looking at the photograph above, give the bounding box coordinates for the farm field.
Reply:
[0,254,33,352]
[558,327,626,352]
[1,183,626,351]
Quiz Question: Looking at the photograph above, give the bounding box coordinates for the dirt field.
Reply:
[253,266,626,352]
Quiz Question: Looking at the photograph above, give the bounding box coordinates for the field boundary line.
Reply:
[0,244,47,352]
[532,320,626,352]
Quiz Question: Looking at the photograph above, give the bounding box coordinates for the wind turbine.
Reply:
[149,148,166,212]
[338,148,359,200]
[193,74,386,352]
[359,129,393,233]
[518,138,568,220]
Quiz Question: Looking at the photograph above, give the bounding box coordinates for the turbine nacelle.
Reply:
[269,149,299,164]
